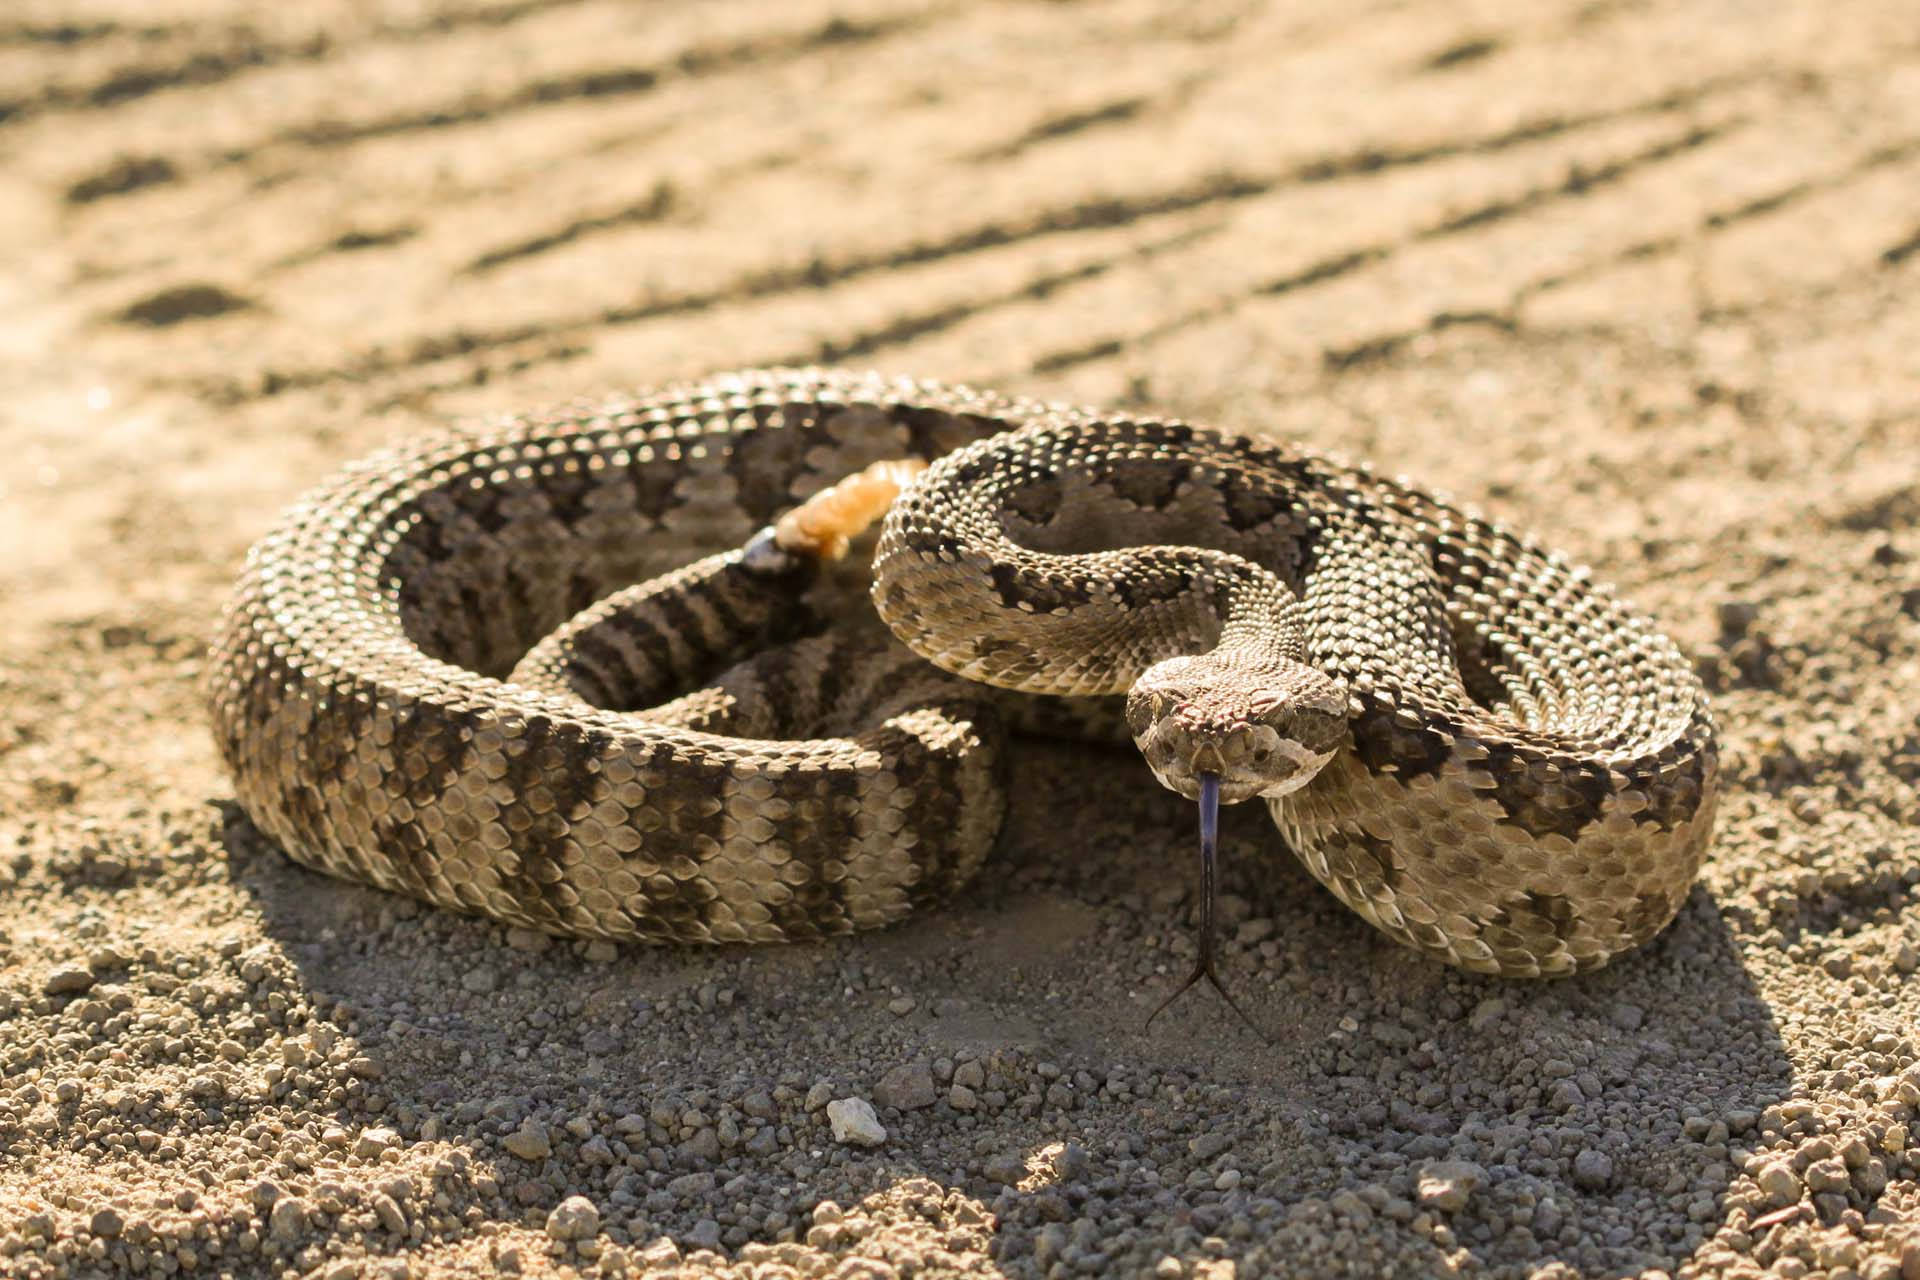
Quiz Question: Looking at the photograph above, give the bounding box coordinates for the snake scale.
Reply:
[209,367,1718,980]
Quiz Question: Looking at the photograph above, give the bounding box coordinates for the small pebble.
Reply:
[679,1127,720,1162]
[826,1097,887,1146]
[1052,1143,1090,1179]
[371,1191,407,1235]
[1757,1161,1802,1204]
[1189,1132,1232,1160]
[44,966,94,996]
[269,1197,308,1242]
[983,1152,1026,1186]
[1804,1158,1849,1193]
[1716,599,1760,635]
[354,1126,399,1159]
[668,1171,716,1199]
[1417,1160,1486,1213]
[503,1123,551,1161]
[873,1061,936,1111]
[546,1194,600,1242]
[1468,997,1506,1029]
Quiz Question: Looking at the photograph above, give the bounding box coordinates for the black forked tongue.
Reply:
[1145,773,1267,1040]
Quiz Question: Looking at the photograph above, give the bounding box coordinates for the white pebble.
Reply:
[1417,1160,1486,1213]
[826,1097,887,1146]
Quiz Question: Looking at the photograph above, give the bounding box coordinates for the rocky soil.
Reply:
[3,0,1920,1276]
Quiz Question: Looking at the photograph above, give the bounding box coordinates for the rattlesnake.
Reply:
[208,367,1717,982]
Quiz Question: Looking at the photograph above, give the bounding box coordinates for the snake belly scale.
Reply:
[208,367,1718,976]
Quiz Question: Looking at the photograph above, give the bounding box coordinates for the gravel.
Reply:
[4,1,1920,1277]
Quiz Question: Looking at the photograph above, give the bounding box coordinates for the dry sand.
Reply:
[4,0,1920,1276]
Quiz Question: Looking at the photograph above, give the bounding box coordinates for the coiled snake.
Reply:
[209,368,1717,991]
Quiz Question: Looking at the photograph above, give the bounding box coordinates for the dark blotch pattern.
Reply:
[1348,696,1455,783]
[1482,744,1613,842]
[1098,458,1190,510]
[1003,474,1064,525]
[209,368,1717,975]
[988,562,1093,613]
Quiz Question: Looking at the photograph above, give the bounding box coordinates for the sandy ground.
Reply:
[4,1,1920,1277]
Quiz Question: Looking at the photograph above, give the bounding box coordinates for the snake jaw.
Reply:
[1128,652,1349,807]
[1248,739,1340,797]
[1129,698,1341,806]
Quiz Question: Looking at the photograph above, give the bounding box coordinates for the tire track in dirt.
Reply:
[0,0,599,125]
[1017,121,1920,381]
[47,4,954,204]
[140,73,1768,406]
[1031,120,1738,376]
[434,65,1771,301]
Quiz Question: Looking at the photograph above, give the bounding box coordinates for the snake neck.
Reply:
[873,424,1356,805]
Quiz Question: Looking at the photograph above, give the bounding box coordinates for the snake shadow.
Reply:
[219,736,1794,1279]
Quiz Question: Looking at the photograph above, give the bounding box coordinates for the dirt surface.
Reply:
[4,1,1920,1277]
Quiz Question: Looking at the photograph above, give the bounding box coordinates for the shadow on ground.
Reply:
[220,740,1792,1278]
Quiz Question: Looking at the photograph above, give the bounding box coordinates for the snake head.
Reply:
[1126,653,1349,805]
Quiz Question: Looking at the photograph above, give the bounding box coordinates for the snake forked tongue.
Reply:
[1145,773,1265,1037]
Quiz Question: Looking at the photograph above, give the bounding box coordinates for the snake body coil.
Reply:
[209,368,1717,976]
